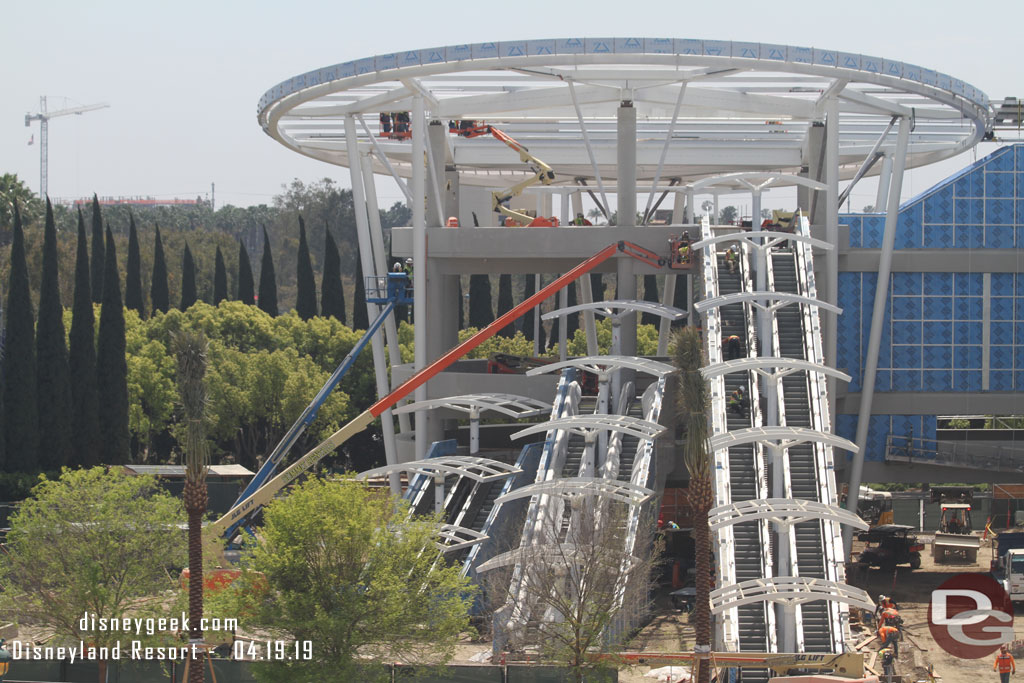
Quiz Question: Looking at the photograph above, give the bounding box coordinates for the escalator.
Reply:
[717,253,770,657]
[771,248,831,652]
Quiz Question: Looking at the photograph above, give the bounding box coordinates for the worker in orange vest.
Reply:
[879,607,901,627]
[995,645,1016,683]
[878,594,897,610]
[877,624,901,658]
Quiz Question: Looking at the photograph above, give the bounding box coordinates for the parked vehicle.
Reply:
[856,524,924,570]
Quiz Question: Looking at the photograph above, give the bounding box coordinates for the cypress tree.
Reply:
[321,229,346,324]
[457,276,464,330]
[90,195,104,303]
[96,228,130,464]
[673,274,688,331]
[3,204,37,471]
[497,274,515,337]
[352,258,368,330]
[237,240,255,305]
[69,209,100,468]
[125,214,146,318]
[522,274,536,342]
[590,273,606,302]
[213,246,227,305]
[180,242,197,310]
[36,200,74,470]
[642,274,659,326]
[150,225,170,314]
[258,227,278,316]
[468,274,494,329]
[295,217,317,320]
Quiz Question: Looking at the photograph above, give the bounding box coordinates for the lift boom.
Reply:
[207,242,663,541]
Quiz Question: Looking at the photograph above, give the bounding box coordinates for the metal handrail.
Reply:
[885,434,1024,472]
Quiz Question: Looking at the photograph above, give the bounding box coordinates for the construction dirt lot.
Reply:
[453,533,1024,682]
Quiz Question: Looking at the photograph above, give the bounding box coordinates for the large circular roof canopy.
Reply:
[258,38,990,187]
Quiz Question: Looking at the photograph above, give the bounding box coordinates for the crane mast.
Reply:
[24,96,110,198]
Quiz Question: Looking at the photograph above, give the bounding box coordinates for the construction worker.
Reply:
[404,257,414,278]
[725,246,739,274]
[879,607,901,627]
[725,334,742,360]
[379,112,392,134]
[877,623,900,658]
[728,387,747,419]
[878,595,897,610]
[392,261,404,273]
[879,646,896,680]
[995,644,1016,683]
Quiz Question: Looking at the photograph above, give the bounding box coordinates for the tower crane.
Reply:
[25,96,110,198]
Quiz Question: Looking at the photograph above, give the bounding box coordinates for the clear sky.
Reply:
[2,0,1021,210]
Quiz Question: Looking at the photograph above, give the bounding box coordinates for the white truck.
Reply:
[992,532,1024,601]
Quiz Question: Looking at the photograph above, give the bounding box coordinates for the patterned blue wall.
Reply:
[836,144,1023,462]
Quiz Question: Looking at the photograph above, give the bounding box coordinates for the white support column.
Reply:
[469,407,480,456]
[412,96,428,462]
[824,96,841,421]
[361,153,411,436]
[580,273,599,356]
[616,99,638,403]
[560,189,570,225]
[434,472,445,515]
[686,189,695,223]
[660,193,686,352]
[845,115,911,550]
[875,153,893,212]
[559,286,568,362]
[571,190,584,224]
[344,116,401,494]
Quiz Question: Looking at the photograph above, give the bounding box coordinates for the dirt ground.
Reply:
[450,534,1017,682]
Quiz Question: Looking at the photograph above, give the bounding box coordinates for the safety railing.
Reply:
[885,434,1024,472]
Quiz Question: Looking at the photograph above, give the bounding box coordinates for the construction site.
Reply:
[136,38,1024,682]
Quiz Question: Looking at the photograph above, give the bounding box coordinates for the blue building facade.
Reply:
[835,144,1024,463]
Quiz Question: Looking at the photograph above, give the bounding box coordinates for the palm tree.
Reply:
[673,326,713,683]
[173,330,210,683]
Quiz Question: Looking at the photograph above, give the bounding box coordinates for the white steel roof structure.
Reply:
[258,38,989,186]
[495,477,654,506]
[524,356,676,379]
[392,393,550,418]
[510,415,666,443]
[356,456,521,483]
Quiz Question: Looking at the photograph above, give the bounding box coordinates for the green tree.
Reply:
[295,216,317,320]
[719,205,738,225]
[237,239,255,305]
[172,330,210,683]
[0,467,185,683]
[213,246,228,305]
[69,210,100,467]
[258,227,278,316]
[90,195,104,304]
[469,274,493,329]
[497,274,515,337]
[181,242,198,310]
[673,327,713,683]
[125,214,146,318]
[97,228,130,464]
[320,228,346,324]
[352,258,368,330]
[4,203,37,471]
[35,200,73,470]
[222,478,473,683]
[0,173,43,234]
[151,225,170,314]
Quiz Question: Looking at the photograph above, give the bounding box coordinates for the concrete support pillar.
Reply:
[412,96,428,462]
[824,98,841,422]
[344,116,401,493]
[659,193,687,354]
[616,99,638,405]
[469,408,480,456]
[571,191,584,223]
[580,273,599,356]
[845,115,911,551]
[427,121,447,227]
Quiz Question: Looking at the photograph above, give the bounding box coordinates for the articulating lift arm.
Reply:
[207,242,663,541]
[453,123,556,226]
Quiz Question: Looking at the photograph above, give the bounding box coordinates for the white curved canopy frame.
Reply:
[710,576,874,613]
[511,415,666,442]
[708,498,868,532]
[708,426,859,453]
[495,477,654,506]
[392,393,550,418]
[690,230,832,253]
[356,456,521,483]
[541,300,687,322]
[694,291,842,316]
[525,356,676,379]
[701,357,852,382]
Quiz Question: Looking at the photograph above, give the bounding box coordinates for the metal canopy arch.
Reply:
[392,393,550,418]
[694,291,842,316]
[708,426,859,454]
[688,171,828,195]
[437,524,489,552]
[258,39,988,186]
[525,356,676,379]
[511,414,666,442]
[708,498,868,532]
[496,477,655,506]
[356,456,521,482]
[540,300,687,322]
[476,544,641,573]
[690,230,832,253]
[711,577,874,613]
[701,357,852,383]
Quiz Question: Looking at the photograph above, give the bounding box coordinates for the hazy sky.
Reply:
[3,0,1021,210]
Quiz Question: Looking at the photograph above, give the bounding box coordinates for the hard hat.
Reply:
[405,257,414,264]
